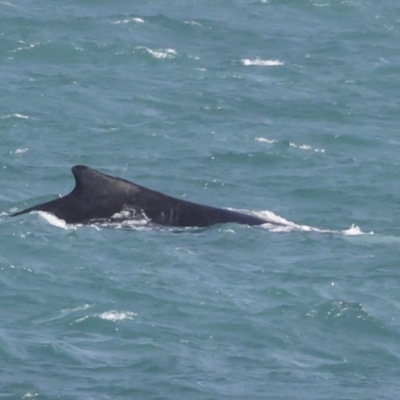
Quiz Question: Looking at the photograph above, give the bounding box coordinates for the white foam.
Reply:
[74,316,89,324]
[111,210,135,219]
[289,142,325,153]
[99,310,137,321]
[247,210,373,236]
[184,20,202,27]
[11,44,36,53]
[110,209,149,221]
[38,211,77,230]
[11,148,29,154]
[255,137,277,144]
[113,17,144,24]
[23,209,150,231]
[62,304,91,314]
[140,47,177,59]
[2,113,29,119]
[0,2,17,7]
[342,224,374,236]
[241,58,284,67]
[22,393,38,399]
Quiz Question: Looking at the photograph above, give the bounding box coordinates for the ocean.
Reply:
[1,0,400,399]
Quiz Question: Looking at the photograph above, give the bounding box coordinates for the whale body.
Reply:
[12,165,271,227]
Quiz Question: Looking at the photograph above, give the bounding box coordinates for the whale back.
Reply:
[12,166,268,227]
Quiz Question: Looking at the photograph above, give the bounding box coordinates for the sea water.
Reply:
[1,1,400,399]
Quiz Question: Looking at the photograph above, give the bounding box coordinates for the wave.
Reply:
[1,113,29,119]
[255,137,326,153]
[248,210,373,236]
[113,17,144,25]
[241,58,284,67]
[137,46,177,60]
[35,209,373,236]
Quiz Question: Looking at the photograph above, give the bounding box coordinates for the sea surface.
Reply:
[1,0,400,399]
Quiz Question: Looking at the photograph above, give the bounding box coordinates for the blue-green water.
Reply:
[2,1,400,399]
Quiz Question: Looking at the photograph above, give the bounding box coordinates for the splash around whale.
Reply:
[12,165,277,228]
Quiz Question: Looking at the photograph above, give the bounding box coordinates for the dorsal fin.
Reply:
[71,165,109,194]
[70,165,142,196]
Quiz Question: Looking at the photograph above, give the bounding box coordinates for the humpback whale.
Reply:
[12,165,271,227]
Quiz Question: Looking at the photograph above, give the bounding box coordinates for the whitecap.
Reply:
[241,58,284,67]
[255,137,277,144]
[11,43,36,53]
[140,47,177,59]
[0,2,17,7]
[11,148,29,154]
[289,142,325,153]
[62,304,91,314]
[113,17,144,24]
[2,113,29,119]
[98,310,137,321]
[184,20,202,27]
[22,393,38,399]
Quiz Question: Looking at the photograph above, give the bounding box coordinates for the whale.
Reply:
[12,165,273,227]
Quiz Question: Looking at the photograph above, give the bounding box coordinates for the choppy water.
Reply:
[1,1,400,399]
